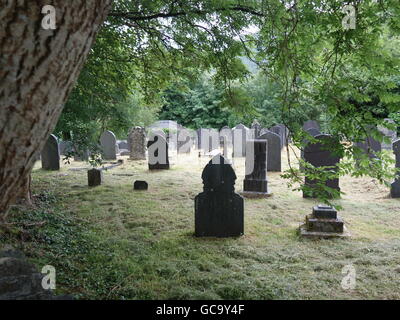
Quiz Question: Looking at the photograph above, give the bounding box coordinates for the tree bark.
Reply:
[0,1,112,216]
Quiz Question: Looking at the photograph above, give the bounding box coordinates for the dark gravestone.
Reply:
[58,140,73,156]
[303,134,341,198]
[251,119,261,139]
[134,180,148,190]
[41,134,60,170]
[270,125,284,149]
[195,155,244,237]
[147,134,170,170]
[87,168,102,187]
[354,134,382,160]
[258,131,281,172]
[299,204,350,238]
[242,140,270,197]
[391,139,400,198]
[300,127,321,171]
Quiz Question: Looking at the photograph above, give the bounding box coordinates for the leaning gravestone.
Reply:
[128,127,146,160]
[303,134,341,198]
[391,139,400,198]
[241,140,270,198]
[195,155,244,237]
[258,131,281,172]
[100,130,117,160]
[232,124,249,157]
[41,134,60,170]
[147,133,169,170]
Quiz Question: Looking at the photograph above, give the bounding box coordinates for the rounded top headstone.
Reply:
[201,155,236,193]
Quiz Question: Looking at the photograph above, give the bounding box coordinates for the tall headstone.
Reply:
[258,131,281,172]
[147,133,169,170]
[303,134,341,198]
[391,139,400,198]
[300,127,321,171]
[220,126,233,159]
[128,127,146,160]
[195,155,244,237]
[242,140,270,198]
[100,130,117,160]
[251,119,261,139]
[41,134,60,171]
[232,124,249,157]
[270,125,284,149]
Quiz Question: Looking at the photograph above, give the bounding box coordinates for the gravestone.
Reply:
[391,139,400,198]
[147,133,169,170]
[41,134,60,171]
[241,140,270,198]
[87,168,102,187]
[58,140,73,156]
[100,130,117,160]
[117,140,129,150]
[232,124,249,157]
[177,128,193,154]
[128,127,146,160]
[195,155,244,237]
[300,127,321,171]
[134,180,148,190]
[258,131,281,172]
[73,147,90,161]
[299,205,350,238]
[303,120,320,131]
[354,131,381,161]
[303,134,341,198]
[379,119,397,150]
[220,126,233,159]
[270,125,284,149]
[251,119,261,139]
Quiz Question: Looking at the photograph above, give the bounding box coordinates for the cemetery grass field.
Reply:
[2,149,400,300]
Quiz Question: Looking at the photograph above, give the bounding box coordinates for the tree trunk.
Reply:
[0,1,112,216]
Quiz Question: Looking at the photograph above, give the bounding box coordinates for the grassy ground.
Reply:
[2,147,400,300]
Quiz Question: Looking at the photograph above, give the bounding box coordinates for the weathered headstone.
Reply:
[117,140,129,150]
[379,118,397,150]
[303,134,341,198]
[87,168,102,187]
[232,124,249,157]
[299,205,350,238]
[41,134,60,171]
[241,140,270,198]
[258,131,281,172]
[100,130,117,160]
[128,127,146,160]
[134,180,148,190]
[195,155,244,237]
[147,133,169,170]
[391,139,400,198]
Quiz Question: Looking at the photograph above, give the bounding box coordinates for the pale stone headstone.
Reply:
[195,155,244,237]
[251,119,261,139]
[147,133,169,170]
[177,128,193,154]
[41,134,60,170]
[258,131,281,172]
[100,130,117,160]
[232,124,249,157]
[128,127,146,160]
